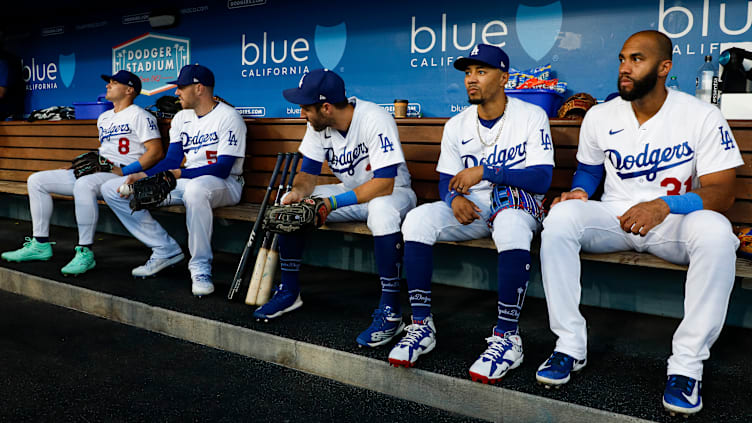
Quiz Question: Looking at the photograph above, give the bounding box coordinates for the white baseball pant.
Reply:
[309,184,417,236]
[402,190,539,252]
[27,169,118,245]
[540,199,738,380]
[101,175,243,277]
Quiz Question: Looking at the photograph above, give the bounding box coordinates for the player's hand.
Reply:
[281,190,304,205]
[125,171,147,185]
[449,166,483,195]
[451,196,481,225]
[550,189,589,208]
[617,199,670,236]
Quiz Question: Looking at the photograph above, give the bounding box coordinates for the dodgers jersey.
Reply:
[97,104,161,166]
[437,97,554,195]
[577,89,744,204]
[298,97,411,189]
[169,101,247,176]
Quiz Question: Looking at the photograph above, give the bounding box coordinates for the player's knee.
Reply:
[27,171,43,190]
[183,181,210,206]
[73,176,98,198]
[100,179,120,203]
[401,206,433,242]
[366,197,400,232]
[685,210,738,252]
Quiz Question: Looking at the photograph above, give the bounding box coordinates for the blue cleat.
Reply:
[356,304,405,348]
[663,374,702,416]
[253,284,303,322]
[535,351,587,388]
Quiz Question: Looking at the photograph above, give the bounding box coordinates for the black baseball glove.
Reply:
[129,171,177,212]
[71,151,115,179]
[262,197,330,234]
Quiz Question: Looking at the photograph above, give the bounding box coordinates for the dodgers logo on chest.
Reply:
[461,142,526,168]
[604,142,694,181]
[181,130,219,154]
[99,122,132,142]
[324,142,369,176]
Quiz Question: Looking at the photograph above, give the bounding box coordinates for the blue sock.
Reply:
[405,241,433,321]
[35,237,49,243]
[278,234,305,295]
[373,232,403,312]
[495,249,530,336]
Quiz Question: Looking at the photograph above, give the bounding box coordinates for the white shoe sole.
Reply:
[132,252,185,278]
[192,283,215,297]
[256,295,303,321]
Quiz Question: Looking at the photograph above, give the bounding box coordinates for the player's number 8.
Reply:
[660,176,692,196]
[118,137,130,154]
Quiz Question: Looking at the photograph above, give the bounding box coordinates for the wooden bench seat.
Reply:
[1,118,751,279]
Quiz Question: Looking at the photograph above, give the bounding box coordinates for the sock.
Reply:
[278,234,305,294]
[35,237,49,243]
[405,241,433,322]
[495,249,531,336]
[373,232,403,312]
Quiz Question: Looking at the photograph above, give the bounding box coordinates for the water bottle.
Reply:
[695,55,720,106]
[667,76,680,91]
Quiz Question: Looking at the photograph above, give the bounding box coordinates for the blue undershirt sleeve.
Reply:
[571,162,604,197]
[300,156,323,176]
[482,164,553,194]
[181,155,236,179]
[373,163,398,178]
[145,142,183,176]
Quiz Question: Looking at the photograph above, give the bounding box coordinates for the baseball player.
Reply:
[1,70,162,275]
[536,31,743,416]
[388,44,554,382]
[254,69,417,349]
[101,64,246,297]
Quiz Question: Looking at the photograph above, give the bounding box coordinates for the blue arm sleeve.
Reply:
[373,163,398,178]
[145,142,183,176]
[181,155,236,179]
[482,164,552,194]
[571,162,604,197]
[439,172,461,207]
[300,156,322,176]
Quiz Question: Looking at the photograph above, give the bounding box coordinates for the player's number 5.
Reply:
[206,150,218,164]
[660,176,692,196]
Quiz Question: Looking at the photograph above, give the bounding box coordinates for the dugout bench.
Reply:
[0,117,751,279]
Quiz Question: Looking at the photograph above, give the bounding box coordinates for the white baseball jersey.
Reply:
[97,104,161,166]
[298,97,411,190]
[437,97,554,196]
[578,89,744,204]
[169,102,247,175]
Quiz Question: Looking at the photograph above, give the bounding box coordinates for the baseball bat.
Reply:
[227,152,285,300]
[255,152,301,305]
[245,152,293,305]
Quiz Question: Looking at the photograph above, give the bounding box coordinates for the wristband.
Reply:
[121,161,143,176]
[330,190,357,211]
[445,189,462,207]
[659,192,703,215]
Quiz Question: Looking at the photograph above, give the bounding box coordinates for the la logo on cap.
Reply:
[470,46,480,56]
[319,94,326,100]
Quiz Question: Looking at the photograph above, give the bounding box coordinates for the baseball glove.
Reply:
[71,151,114,179]
[488,185,544,226]
[557,92,597,119]
[738,227,752,260]
[129,171,177,212]
[263,196,329,234]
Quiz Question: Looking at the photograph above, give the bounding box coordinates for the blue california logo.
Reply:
[314,22,347,69]
[515,1,562,61]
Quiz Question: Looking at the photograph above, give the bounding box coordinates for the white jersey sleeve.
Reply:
[521,103,555,167]
[575,109,606,166]
[361,107,405,172]
[695,107,744,177]
[298,124,326,163]
[215,103,247,159]
[436,121,464,176]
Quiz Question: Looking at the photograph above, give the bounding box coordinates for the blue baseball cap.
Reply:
[168,64,215,87]
[101,70,142,95]
[453,44,510,72]
[282,68,346,105]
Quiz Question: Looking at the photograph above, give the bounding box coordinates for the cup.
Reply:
[394,99,408,118]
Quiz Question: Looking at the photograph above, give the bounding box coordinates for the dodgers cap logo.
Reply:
[282,68,346,106]
[453,44,510,72]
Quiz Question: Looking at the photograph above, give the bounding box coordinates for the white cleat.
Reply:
[468,330,523,384]
[132,252,185,278]
[191,274,215,297]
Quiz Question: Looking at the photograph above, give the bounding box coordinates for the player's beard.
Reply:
[468,97,484,105]
[618,66,659,101]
